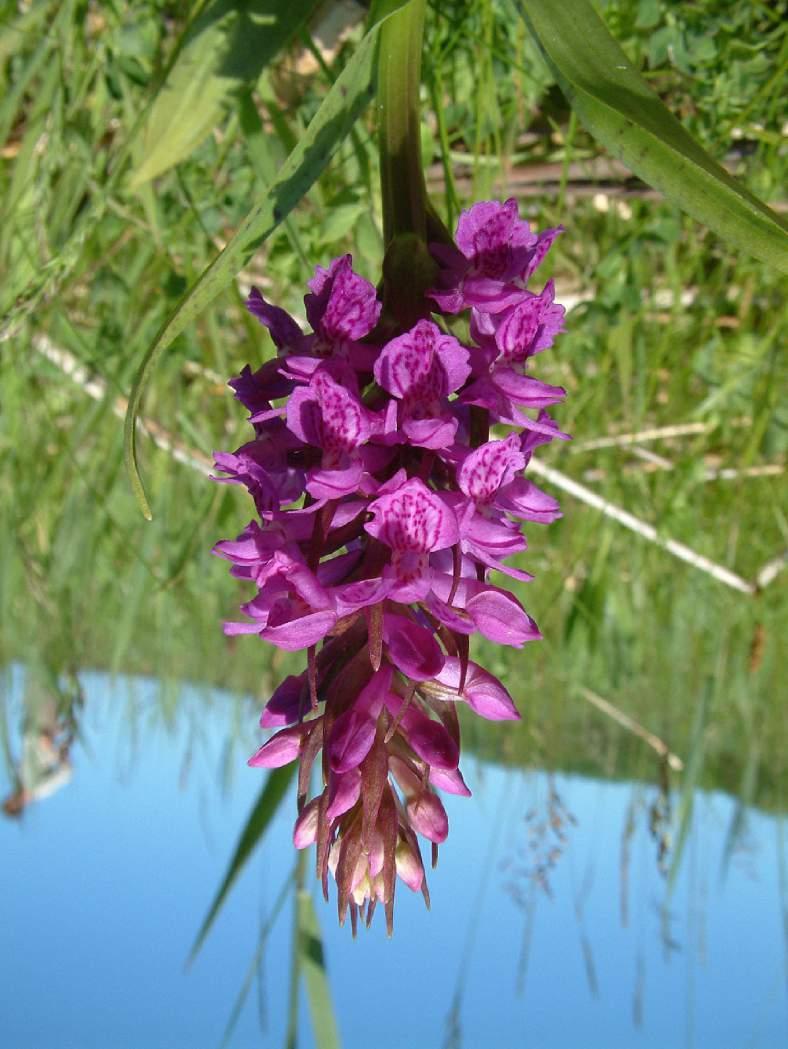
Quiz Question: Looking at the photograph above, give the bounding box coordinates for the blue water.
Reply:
[1,670,786,1048]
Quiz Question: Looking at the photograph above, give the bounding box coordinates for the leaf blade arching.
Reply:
[129,0,321,188]
[516,0,788,273]
[124,2,410,519]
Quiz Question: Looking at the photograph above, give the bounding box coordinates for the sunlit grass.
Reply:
[0,0,784,811]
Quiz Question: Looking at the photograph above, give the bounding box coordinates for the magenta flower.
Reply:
[365,475,459,601]
[429,198,563,314]
[285,366,376,500]
[458,435,561,525]
[213,201,569,932]
[248,254,382,371]
[374,319,470,449]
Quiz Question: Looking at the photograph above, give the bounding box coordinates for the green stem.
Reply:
[378,0,428,247]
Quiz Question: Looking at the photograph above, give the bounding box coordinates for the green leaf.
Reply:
[218,866,296,1049]
[129,1,320,187]
[298,890,342,1049]
[125,2,409,519]
[321,200,366,243]
[516,0,788,273]
[188,763,295,962]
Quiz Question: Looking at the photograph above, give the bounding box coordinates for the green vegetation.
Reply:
[1,6,784,1043]
[1,0,785,806]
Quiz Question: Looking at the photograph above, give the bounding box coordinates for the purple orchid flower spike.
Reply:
[214,199,570,932]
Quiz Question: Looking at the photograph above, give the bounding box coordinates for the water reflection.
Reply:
[1,668,785,1049]
[2,668,81,817]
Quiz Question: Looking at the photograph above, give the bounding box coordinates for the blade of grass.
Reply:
[124,1,410,519]
[298,888,342,1049]
[284,851,305,1049]
[218,862,297,1049]
[189,763,296,962]
[0,0,59,66]
[237,91,310,272]
[0,21,56,146]
[129,0,321,186]
[516,0,788,272]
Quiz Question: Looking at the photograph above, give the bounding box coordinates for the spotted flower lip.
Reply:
[286,369,372,455]
[374,319,471,450]
[458,434,526,504]
[364,476,460,554]
[491,280,566,362]
[214,200,569,931]
[364,477,460,602]
[429,199,563,314]
[457,435,562,525]
[247,253,382,369]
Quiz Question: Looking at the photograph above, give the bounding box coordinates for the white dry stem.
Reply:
[628,445,675,470]
[578,688,684,772]
[755,553,787,590]
[571,419,750,453]
[32,335,213,477]
[32,335,783,596]
[528,456,757,594]
[581,445,784,483]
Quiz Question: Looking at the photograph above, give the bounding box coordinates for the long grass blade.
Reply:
[516,0,788,272]
[124,1,409,519]
[298,889,342,1049]
[667,678,711,891]
[130,1,321,186]
[189,763,296,962]
[218,863,297,1049]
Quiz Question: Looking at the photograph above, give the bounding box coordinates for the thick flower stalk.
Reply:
[213,199,568,933]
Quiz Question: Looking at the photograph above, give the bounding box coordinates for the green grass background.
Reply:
[0,0,785,812]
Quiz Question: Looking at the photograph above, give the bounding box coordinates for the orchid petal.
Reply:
[395,840,425,891]
[374,320,470,400]
[248,724,305,768]
[407,792,449,843]
[328,708,377,774]
[435,658,521,721]
[293,797,321,848]
[326,768,362,819]
[261,609,336,651]
[383,614,445,681]
[304,255,381,342]
[385,695,459,770]
[458,434,525,503]
[246,288,303,349]
[365,478,459,553]
[466,588,541,647]
[429,765,472,797]
[260,674,305,727]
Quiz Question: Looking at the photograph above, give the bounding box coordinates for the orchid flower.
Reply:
[213,199,567,932]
